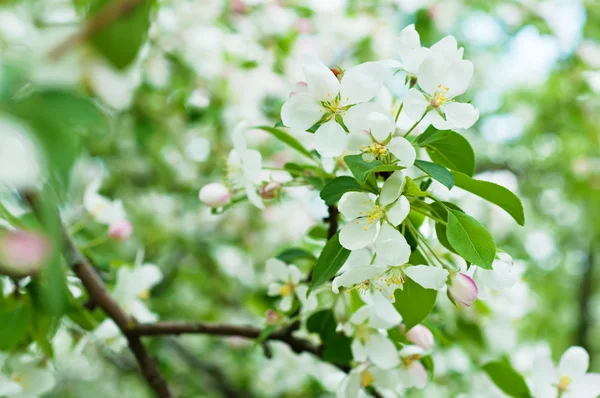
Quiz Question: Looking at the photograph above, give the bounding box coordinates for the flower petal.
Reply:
[336,371,361,398]
[340,61,387,105]
[366,333,400,369]
[344,102,385,133]
[375,223,411,265]
[266,258,290,281]
[339,192,376,220]
[281,93,323,131]
[245,181,265,209]
[242,149,263,184]
[403,88,429,123]
[346,131,372,153]
[430,36,459,62]
[405,265,449,289]
[386,195,410,226]
[398,24,431,74]
[314,120,347,157]
[417,53,446,96]
[339,218,378,250]
[332,266,385,294]
[442,102,479,129]
[351,338,369,363]
[368,112,396,142]
[559,346,589,380]
[444,60,474,99]
[387,136,416,167]
[567,373,600,398]
[370,291,403,327]
[380,170,405,207]
[279,294,294,312]
[427,110,455,130]
[302,56,340,100]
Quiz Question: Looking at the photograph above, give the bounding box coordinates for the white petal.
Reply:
[405,265,449,289]
[403,88,429,123]
[344,102,385,133]
[242,149,263,184]
[346,131,372,153]
[343,248,374,269]
[567,374,600,398]
[279,294,294,312]
[245,181,265,209]
[302,56,340,100]
[375,223,411,265]
[266,258,290,281]
[339,192,376,220]
[288,265,303,284]
[281,93,323,131]
[398,25,431,74]
[336,372,361,398]
[386,195,410,226]
[430,36,459,62]
[427,110,455,130]
[314,120,346,157]
[368,112,395,142]
[406,361,428,389]
[332,266,385,294]
[366,333,400,369]
[350,305,371,325]
[339,219,378,250]
[0,376,23,395]
[380,170,405,207]
[137,264,163,292]
[444,60,474,99]
[387,136,416,167]
[340,61,387,105]
[417,53,446,96]
[370,291,402,327]
[351,339,369,362]
[268,282,282,296]
[559,346,589,379]
[232,121,248,154]
[475,261,516,291]
[442,102,479,129]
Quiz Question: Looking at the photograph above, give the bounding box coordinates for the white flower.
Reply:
[336,362,403,398]
[83,179,127,226]
[344,103,416,167]
[112,263,162,322]
[473,252,518,300]
[398,24,431,76]
[0,354,55,398]
[397,345,429,389]
[281,56,390,157]
[92,319,128,352]
[226,122,264,209]
[265,258,305,312]
[532,346,600,398]
[0,118,41,189]
[199,182,231,208]
[403,53,479,130]
[338,171,410,250]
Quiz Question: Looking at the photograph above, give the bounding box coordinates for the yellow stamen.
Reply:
[360,369,376,387]
[364,142,388,157]
[402,354,422,367]
[558,375,572,392]
[138,289,150,300]
[431,85,450,108]
[280,282,295,297]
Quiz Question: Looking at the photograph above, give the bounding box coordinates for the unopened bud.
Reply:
[405,324,434,350]
[108,220,133,241]
[259,182,281,199]
[265,309,282,325]
[199,183,231,208]
[0,230,50,278]
[447,273,478,307]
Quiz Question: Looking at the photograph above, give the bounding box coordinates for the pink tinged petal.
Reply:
[405,265,449,290]
[442,102,479,129]
[301,56,340,100]
[379,170,405,207]
[314,120,346,157]
[339,219,378,250]
[281,93,323,131]
[426,110,455,130]
[366,333,400,369]
[0,230,50,277]
[443,60,474,99]
[340,61,387,105]
[339,192,377,220]
[367,112,396,142]
[386,195,410,226]
[344,102,386,133]
[559,346,590,379]
[407,361,428,389]
[332,266,385,294]
[448,273,478,306]
[406,324,434,350]
[387,136,416,167]
[346,131,372,153]
[375,223,411,265]
[417,53,446,96]
[403,88,430,123]
[108,220,133,241]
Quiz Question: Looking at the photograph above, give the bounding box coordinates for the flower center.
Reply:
[365,205,384,225]
[557,375,572,392]
[362,142,388,157]
[279,282,295,297]
[430,84,450,108]
[321,96,345,120]
[138,289,150,299]
[360,369,376,388]
[377,268,406,299]
[345,279,372,295]
[11,373,23,384]
[402,354,422,367]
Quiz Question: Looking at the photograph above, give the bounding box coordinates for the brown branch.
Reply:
[25,193,173,398]
[48,0,147,61]
[325,204,339,239]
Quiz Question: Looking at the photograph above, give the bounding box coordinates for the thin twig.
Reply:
[48,0,147,61]
[325,204,339,239]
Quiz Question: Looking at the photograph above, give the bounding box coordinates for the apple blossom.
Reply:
[0,354,55,398]
[226,122,264,209]
[405,324,435,351]
[473,252,518,299]
[84,180,127,226]
[0,230,50,278]
[336,362,403,398]
[112,263,163,322]
[108,219,133,241]
[397,345,428,389]
[265,258,304,312]
[447,272,478,307]
[199,182,231,207]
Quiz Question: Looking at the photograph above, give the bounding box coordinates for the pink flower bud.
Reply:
[108,220,133,241]
[199,183,231,208]
[0,230,50,277]
[259,182,281,199]
[406,324,434,350]
[295,18,312,33]
[265,309,282,325]
[448,273,478,307]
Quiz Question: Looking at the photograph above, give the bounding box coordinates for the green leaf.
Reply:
[393,277,437,330]
[446,210,496,269]
[482,361,532,398]
[320,176,366,205]
[435,223,457,254]
[344,154,400,184]
[414,127,450,146]
[414,160,454,190]
[0,296,33,350]
[404,176,428,197]
[306,310,352,366]
[255,125,316,161]
[425,131,475,176]
[311,232,351,289]
[307,225,328,240]
[276,248,316,264]
[88,0,153,69]
[451,171,525,226]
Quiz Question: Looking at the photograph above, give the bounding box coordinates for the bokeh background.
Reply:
[1,0,600,396]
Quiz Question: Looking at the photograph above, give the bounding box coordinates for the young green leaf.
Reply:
[482,361,532,398]
[307,310,352,366]
[311,232,351,289]
[320,176,368,205]
[0,296,33,350]
[425,131,476,176]
[393,277,437,330]
[414,127,450,146]
[451,171,525,226]
[255,125,316,161]
[414,160,454,190]
[446,210,496,269]
[276,248,316,264]
[344,154,401,184]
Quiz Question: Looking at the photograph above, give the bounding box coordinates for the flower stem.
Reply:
[403,111,427,138]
